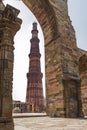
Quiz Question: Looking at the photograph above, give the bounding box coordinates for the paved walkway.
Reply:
[14,113,87,130]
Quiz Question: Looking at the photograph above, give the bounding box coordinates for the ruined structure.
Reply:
[26,22,44,112]
[0,0,87,129]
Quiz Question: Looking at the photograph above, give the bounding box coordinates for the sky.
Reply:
[3,0,87,102]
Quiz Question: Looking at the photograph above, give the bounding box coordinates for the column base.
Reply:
[0,117,14,130]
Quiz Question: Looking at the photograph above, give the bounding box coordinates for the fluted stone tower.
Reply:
[0,1,22,130]
[26,22,44,112]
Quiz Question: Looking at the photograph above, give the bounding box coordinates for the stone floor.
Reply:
[14,113,87,130]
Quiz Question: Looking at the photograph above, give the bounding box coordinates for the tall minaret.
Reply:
[26,22,44,112]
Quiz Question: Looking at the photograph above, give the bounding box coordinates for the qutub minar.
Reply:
[26,22,44,112]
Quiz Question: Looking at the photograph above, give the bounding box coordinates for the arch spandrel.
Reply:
[22,0,59,45]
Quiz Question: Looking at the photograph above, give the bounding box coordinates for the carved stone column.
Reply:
[0,4,22,130]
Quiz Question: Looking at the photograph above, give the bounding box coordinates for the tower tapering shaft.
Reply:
[26,22,44,112]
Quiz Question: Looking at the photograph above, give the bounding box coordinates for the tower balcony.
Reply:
[30,37,40,43]
[29,53,41,58]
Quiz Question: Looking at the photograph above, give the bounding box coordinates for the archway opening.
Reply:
[4,0,46,112]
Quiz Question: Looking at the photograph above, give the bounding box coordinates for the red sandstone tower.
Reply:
[26,22,44,112]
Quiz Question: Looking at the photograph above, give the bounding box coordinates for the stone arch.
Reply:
[22,0,83,118]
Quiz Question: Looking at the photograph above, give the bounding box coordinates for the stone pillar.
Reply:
[79,54,87,117]
[0,4,22,130]
[45,0,83,118]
